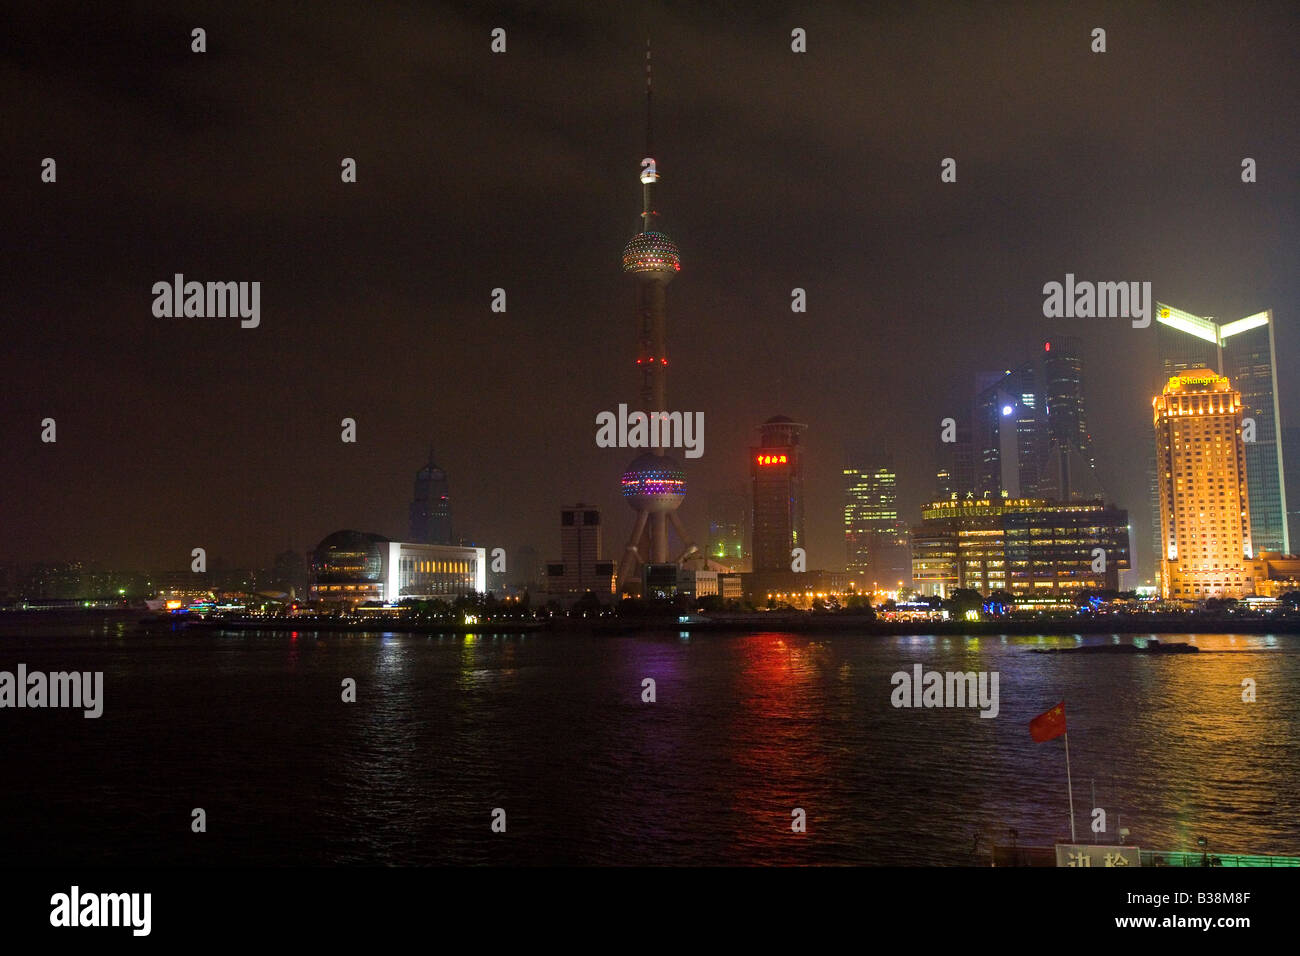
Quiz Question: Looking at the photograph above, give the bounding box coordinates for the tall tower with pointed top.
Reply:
[409,445,452,545]
[616,41,697,592]
[622,39,681,410]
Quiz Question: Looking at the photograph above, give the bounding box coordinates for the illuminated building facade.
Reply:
[386,541,485,601]
[844,463,912,587]
[675,568,720,599]
[751,416,807,572]
[911,527,960,597]
[408,446,452,545]
[911,497,1130,597]
[1154,370,1255,600]
[310,530,485,604]
[547,504,616,595]
[1154,305,1289,561]
[1249,552,1300,598]
[1003,503,1129,594]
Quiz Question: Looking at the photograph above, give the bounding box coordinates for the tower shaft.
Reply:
[636,281,668,417]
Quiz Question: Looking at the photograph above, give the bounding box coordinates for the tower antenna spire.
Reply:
[645,37,653,159]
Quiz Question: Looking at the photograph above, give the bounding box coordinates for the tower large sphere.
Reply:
[621,452,686,513]
[622,231,681,281]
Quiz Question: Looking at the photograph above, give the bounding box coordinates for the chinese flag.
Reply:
[1030,702,1067,742]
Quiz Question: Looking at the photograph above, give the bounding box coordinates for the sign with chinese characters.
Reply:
[1055,844,1141,867]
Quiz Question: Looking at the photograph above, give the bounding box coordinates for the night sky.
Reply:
[4,1,1297,581]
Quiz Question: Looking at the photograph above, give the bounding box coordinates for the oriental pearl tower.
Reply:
[616,41,699,593]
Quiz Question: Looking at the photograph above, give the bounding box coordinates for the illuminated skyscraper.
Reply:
[844,463,911,587]
[409,446,451,545]
[1153,370,1255,600]
[751,416,806,572]
[1154,304,1289,556]
[615,43,698,591]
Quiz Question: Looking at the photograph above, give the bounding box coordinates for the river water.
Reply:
[1,623,1296,865]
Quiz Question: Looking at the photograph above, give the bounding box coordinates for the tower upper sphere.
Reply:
[622,230,681,278]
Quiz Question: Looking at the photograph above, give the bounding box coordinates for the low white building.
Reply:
[385,541,486,601]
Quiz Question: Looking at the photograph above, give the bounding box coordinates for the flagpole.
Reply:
[1064,731,1077,842]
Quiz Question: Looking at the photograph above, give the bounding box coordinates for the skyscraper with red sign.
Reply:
[751,416,807,572]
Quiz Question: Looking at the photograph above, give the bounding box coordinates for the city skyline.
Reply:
[5,3,1299,586]
[7,0,1300,904]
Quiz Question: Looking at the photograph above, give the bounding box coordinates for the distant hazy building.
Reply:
[843,463,911,588]
[1153,370,1255,601]
[408,447,452,545]
[1042,336,1100,500]
[707,491,750,570]
[1285,427,1300,548]
[973,370,1015,497]
[1010,362,1048,497]
[935,418,974,499]
[911,496,1129,598]
[947,340,1103,511]
[546,504,615,595]
[751,416,807,572]
[1154,304,1288,557]
[511,545,545,592]
[272,549,308,598]
[1222,313,1289,554]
